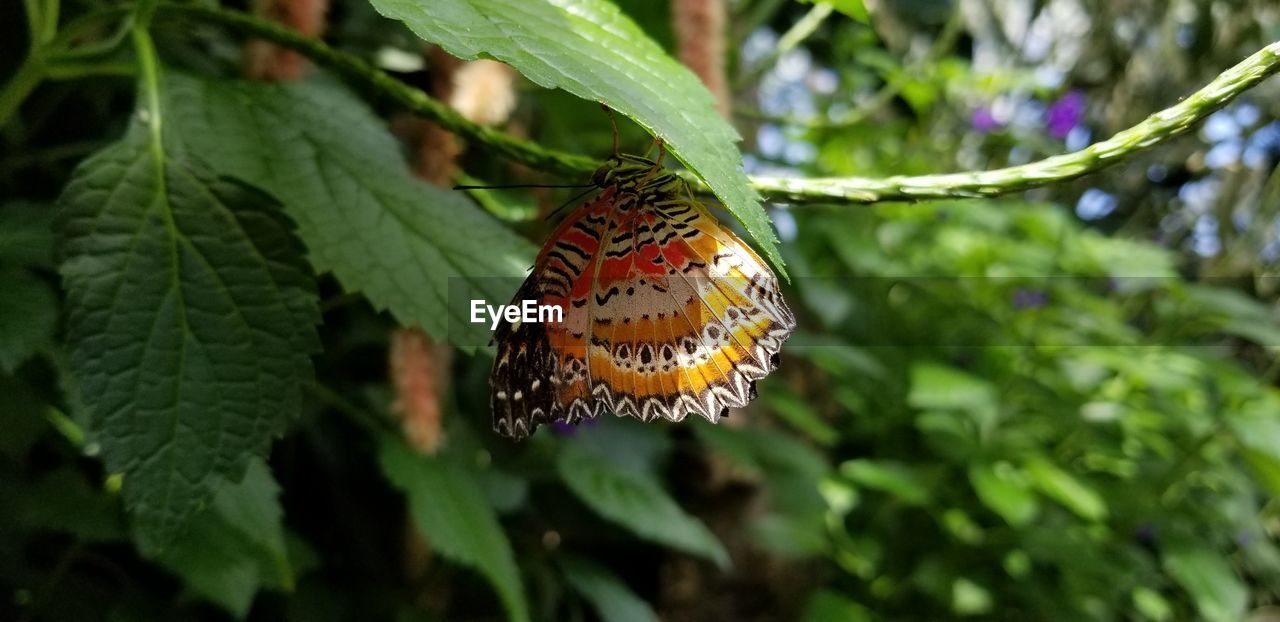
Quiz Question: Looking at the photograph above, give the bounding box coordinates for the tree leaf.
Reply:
[764,388,839,446]
[366,0,785,276]
[968,462,1039,526]
[1024,457,1107,521]
[558,555,658,622]
[840,459,929,506]
[0,201,55,268]
[801,0,869,22]
[379,438,530,622]
[803,590,873,622]
[0,267,57,373]
[164,75,536,342]
[556,443,730,569]
[6,468,128,542]
[908,362,997,413]
[152,458,293,619]
[1162,544,1247,622]
[57,115,319,553]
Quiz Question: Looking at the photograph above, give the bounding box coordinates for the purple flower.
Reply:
[971,106,1001,133]
[1012,288,1049,310]
[1045,90,1086,139]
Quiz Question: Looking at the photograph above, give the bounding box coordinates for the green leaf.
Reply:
[764,389,839,446]
[802,590,872,622]
[1024,458,1107,521]
[557,443,730,568]
[0,202,55,267]
[6,469,128,541]
[559,555,659,622]
[804,0,869,22]
[0,376,52,458]
[1241,448,1280,496]
[0,267,57,372]
[164,75,536,341]
[367,0,785,276]
[1162,544,1247,622]
[908,362,997,413]
[57,116,319,553]
[750,512,828,558]
[951,578,993,615]
[153,459,293,619]
[968,463,1039,526]
[1231,404,1280,495]
[1132,586,1172,622]
[840,459,929,506]
[379,438,529,622]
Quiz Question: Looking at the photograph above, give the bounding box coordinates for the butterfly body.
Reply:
[491,155,794,439]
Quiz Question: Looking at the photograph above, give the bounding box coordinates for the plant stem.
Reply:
[0,54,46,127]
[124,5,1280,205]
[756,41,1280,203]
[130,26,163,162]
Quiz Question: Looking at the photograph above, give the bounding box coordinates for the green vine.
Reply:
[159,4,1280,205]
[6,2,1280,206]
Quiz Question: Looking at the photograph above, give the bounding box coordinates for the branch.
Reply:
[152,5,1280,205]
[754,40,1280,203]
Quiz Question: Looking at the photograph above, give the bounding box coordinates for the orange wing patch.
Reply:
[491,156,794,439]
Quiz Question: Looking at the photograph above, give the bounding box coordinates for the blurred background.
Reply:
[3,0,1280,620]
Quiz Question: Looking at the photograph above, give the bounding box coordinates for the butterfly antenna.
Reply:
[602,103,620,158]
[454,183,596,190]
[545,186,598,221]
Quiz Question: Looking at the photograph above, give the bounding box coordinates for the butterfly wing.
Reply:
[492,174,794,439]
[584,195,795,423]
[491,190,613,439]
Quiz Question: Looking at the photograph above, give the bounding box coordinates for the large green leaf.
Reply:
[57,115,319,553]
[164,75,536,340]
[366,0,785,276]
[559,555,658,622]
[153,458,293,619]
[556,442,729,568]
[379,438,529,622]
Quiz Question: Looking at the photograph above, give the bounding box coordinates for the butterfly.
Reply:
[490,150,795,440]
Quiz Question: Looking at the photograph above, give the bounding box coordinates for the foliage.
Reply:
[2,0,1279,621]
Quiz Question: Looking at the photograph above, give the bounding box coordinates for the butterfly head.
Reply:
[592,154,683,197]
[592,155,648,187]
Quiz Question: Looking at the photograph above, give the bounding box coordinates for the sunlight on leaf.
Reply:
[366,0,785,276]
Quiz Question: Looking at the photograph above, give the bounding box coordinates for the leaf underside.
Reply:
[367,0,785,277]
